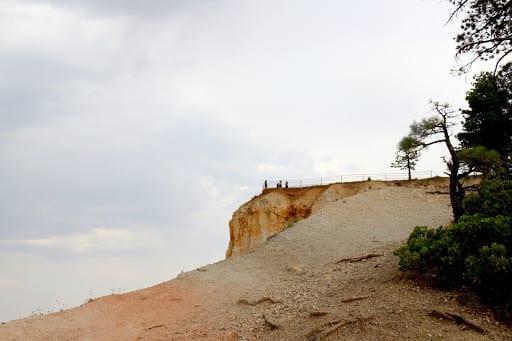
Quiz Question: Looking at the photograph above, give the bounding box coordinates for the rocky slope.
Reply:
[227,179,424,257]
[3,177,510,340]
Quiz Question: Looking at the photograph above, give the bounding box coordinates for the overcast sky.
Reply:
[0,0,480,322]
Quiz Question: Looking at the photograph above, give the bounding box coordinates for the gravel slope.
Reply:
[2,184,511,340]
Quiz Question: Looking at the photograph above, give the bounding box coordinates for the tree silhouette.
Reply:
[447,0,512,73]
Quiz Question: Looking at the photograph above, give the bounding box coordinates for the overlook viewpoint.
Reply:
[2,177,511,340]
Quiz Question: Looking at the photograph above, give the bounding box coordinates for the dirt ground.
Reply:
[1,181,511,340]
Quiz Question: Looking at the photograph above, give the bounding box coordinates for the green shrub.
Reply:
[395,215,512,286]
[453,214,511,256]
[395,226,464,287]
[395,179,512,320]
[465,243,512,297]
[465,242,512,320]
[464,179,512,217]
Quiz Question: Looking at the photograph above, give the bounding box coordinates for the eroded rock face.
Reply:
[226,188,331,257]
[226,181,389,258]
[225,187,330,258]
[226,192,293,258]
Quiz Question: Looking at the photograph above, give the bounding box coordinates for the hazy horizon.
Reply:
[0,0,484,322]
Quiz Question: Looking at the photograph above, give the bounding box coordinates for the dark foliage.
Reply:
[447,0,512,72]
[464,178,512,216]
[458,64,512,163]
[395,179,512,320]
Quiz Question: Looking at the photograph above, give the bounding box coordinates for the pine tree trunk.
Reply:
[407,158,412,181]
[442,115,464,222]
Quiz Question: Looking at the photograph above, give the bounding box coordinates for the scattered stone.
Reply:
[288,266,304,273]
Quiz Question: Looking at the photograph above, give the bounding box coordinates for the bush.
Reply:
[395,179,512,320]
[396,215,512,289]
[464,179,512,216]
[465,242,512,320]
[395,226,464,287]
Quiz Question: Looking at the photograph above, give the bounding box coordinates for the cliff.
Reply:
[6,176,507,341]
[225,180,387,257]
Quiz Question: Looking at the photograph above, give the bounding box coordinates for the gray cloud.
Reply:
[0,54,68,130]
[0,0,469,240]
[0,0,479,322]
[0,109,262,239]
[34,0,211,17]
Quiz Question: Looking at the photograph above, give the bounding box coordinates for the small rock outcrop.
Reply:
[226,181,386,257]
